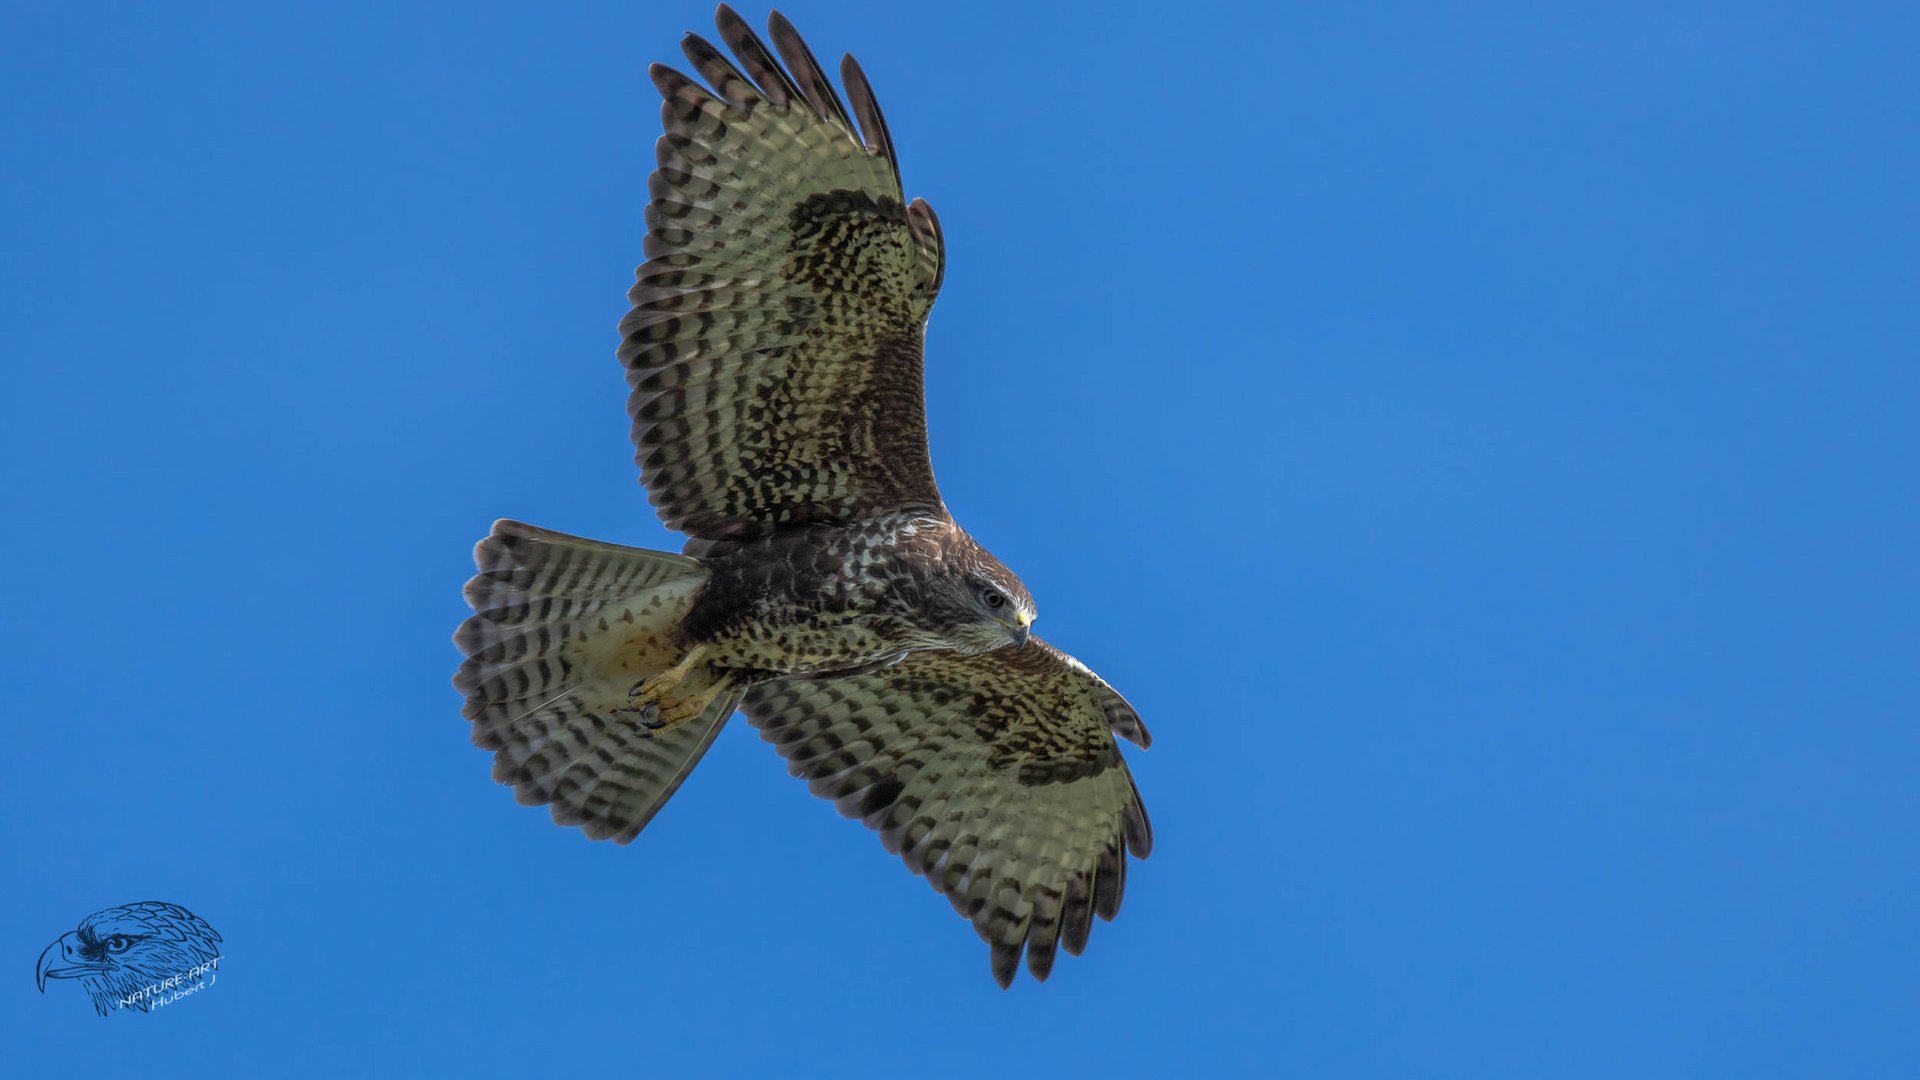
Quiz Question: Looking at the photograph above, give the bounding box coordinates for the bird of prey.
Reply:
[454,5,1151,987]
[36,902,222,1016]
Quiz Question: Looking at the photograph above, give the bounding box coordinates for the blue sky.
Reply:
[4,1,1916,1075]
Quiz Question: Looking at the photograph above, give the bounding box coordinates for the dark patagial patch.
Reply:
[786,189,908,300]
[1015,742,1121,787]
[954,660,1125,786]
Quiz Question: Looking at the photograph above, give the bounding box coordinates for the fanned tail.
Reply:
[454,519,739,842]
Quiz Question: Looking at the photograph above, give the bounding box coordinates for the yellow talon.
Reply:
[625,645,714,730]
[655,644,709,687]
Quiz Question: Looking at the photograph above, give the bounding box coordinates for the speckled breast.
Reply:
[681,513,948,678]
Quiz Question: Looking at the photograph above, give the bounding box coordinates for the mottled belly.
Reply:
[704,609,906,678]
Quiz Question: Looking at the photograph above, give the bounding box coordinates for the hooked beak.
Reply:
[37,932,107,991]
[1012,610,1033,646]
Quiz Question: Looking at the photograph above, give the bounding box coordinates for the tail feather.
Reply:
[455,519,734,842]
[529,688,743,841]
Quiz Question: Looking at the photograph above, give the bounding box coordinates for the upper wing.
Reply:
[622,6,948,542]
[741,640,1153,987]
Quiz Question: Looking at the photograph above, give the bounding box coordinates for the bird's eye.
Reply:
[982,590,1005,610]
[106,936,133,953]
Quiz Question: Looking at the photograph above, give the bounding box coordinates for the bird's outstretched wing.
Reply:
[742,640,1154,987]
[623,6,947,542]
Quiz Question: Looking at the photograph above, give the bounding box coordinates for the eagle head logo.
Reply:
[37,901,222,1016]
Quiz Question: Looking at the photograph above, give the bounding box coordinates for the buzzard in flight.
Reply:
[455,5,1151,987]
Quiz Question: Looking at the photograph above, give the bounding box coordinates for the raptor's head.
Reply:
[925,532,1037,655]
[37,902,222,1016]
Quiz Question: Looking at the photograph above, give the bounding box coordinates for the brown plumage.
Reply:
[454,5,1150,988]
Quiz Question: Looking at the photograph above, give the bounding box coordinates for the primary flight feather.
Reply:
[455,5,1151,988]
